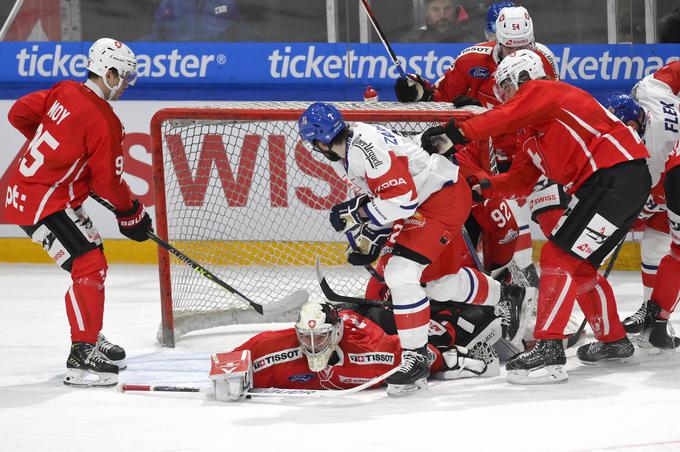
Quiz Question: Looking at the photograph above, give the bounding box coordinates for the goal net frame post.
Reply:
[150,102,484,347]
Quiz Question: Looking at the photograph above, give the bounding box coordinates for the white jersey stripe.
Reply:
[68,285,85,331]
[33,158,82,224]
[595,284,609,336]
[564,108,601,137]
[603,134,634,160]
[556,119,598,172]
[541,273,573,331]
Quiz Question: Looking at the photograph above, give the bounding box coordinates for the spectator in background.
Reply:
[401,0,481,43]
[659,7,680,43]
[143,0,259,41]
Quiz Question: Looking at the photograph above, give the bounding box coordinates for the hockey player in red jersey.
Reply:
[2,38,152,387]
[422,50,652,383]
[395,6,557,287]
[209,300,501,400]
[603,63,680,352]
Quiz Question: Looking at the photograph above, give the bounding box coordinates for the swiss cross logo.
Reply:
[114,41,122,48]
[308,319,316,328]
[498,14,505,21]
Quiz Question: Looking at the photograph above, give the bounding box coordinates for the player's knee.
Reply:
[641,227,671,262]
[383,255,426,290]
[70,248,108,282]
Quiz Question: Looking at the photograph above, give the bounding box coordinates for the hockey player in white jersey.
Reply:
[601,61,680,353]
[298,102,529,395]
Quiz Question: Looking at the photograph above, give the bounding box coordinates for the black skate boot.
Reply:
[64,342,119,387]
[520,263,540,289]
[97,333,127,370]
[622,300,658,334]
[645,320,680,349]
[506,339,567,384]
[386,346,431,397]
[496,282,533,348]
[577,336,634,364]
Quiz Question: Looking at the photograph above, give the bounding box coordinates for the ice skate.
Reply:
[628,320,680,362]
[386,347,430,397]
[97,333,127,370]
[622,300,654,334]
[63,342,119,387]
[506,339,567,384]
[496,282,536,349]
[577,337,634,365]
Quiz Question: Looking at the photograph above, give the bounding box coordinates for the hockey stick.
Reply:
[90,193,264,315]
[120,366,399,399]
[359,0,407,78]
[316,257,390,307]
[565,237,626,348]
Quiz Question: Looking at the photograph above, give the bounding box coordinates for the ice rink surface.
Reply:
[1,263,679,452]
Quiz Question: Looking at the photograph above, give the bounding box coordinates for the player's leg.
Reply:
[21,206,120,386]
[383,182,470,395]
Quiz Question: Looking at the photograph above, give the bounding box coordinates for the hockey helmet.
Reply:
[495,6,534,49]
[295,301,343,372]
[485,1,516,41]
[493,49,547,102]
[603,92,646,128]
[87,38,137,99]
[298,102,347,161]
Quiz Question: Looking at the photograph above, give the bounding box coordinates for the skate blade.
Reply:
[63,369,118,387]
[112,359,127,371]
[386,378,428,397]
[506,365,568,385]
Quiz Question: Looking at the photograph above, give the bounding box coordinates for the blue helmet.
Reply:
[298,102,346,145]
[485,1,516,37]
[602,92,644,125]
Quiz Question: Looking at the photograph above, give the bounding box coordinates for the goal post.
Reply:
[150,101,477,347]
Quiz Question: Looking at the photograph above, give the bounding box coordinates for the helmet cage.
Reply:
[295,302,343,372]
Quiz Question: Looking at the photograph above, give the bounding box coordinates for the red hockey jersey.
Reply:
[4,80,134,225]
[459,79,650,197]
[232,310,444,390]
[650,61,680,96]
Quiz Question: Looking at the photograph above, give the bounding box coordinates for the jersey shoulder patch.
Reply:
[458,44,494,58]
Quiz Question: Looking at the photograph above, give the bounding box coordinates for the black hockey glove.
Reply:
[452,95,482,108]
[116,199,153,242]
[345,224,391,266]
[468,177,492,203]
[394,74,433,103]
[329,194,370,233]
[421,119,469,154]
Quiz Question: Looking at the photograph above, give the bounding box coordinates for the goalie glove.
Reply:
[209,350,253,402]
[394,73,434,103]
[330,194,370,233]
[344,224,392,266]
[436,345,490,380]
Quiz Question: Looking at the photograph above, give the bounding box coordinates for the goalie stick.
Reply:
[120,366,400,399]
[90,193,264,315]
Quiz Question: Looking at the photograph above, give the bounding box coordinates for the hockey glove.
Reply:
[394,74,434,103]
[452,95,482,108]
[330,194,370,233]
[467,177,492,203]
[116,199,153,242]
[421,119,468,153]
[345,224,391,266]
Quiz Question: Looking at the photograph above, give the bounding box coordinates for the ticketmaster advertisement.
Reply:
[0,42,676,239]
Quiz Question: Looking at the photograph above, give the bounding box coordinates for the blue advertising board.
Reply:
[0,42,677,101]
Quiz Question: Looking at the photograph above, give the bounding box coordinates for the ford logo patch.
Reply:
[288,373,315,382]
[468,66,490,79]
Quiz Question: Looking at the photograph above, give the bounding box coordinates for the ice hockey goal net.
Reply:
[151,101,476,346]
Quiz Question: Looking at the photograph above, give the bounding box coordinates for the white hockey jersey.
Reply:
[331,122,459,226]
[633,71,680,187]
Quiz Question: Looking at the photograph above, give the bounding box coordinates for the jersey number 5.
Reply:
[20,124,59,177]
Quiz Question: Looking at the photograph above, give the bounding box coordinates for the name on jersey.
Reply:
[354,137,383,169]
[660,100,679,133]
[47,100,71,125]
[348,352,395,365]
[252,347,302,372]
[376,177,407,193]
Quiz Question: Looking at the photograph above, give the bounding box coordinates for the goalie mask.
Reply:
[295,301,343,372]
[493,49,546,103]
[87,38,137,100]
[298,102,347,162]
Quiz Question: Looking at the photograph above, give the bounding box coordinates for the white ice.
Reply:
[1,263,679,452]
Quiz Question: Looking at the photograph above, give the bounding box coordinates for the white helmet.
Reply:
[493,49,546,102]
[495,6,534,48]
[87,38,137,99]
[295,301,343,372]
